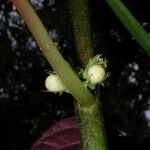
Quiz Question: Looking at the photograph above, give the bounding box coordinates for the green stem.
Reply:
[12,0,95,107]
[69,0,108,149]
[69,0,93,67]
[106,0,150,55]
[76,100,108,150]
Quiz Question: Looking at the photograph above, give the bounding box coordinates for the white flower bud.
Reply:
[87,64,106,85]
[45,74,67,93]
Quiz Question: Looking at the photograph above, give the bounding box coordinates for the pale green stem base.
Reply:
[76,101,108,150]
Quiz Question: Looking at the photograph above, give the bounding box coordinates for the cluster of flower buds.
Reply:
[44,55,109,94]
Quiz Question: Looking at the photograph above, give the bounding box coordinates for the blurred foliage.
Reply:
[0,0,149,149]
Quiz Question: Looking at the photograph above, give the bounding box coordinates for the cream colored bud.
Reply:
[45,74,67,93]
[88,64,106,85]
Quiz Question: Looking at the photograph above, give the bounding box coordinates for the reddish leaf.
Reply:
[32,117,80,150]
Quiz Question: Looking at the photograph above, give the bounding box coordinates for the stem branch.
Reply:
[106,0,150,55]
[12,0,95,107]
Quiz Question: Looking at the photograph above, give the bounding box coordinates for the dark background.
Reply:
[0,0,150,149]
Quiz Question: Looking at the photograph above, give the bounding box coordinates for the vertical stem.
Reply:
[106,0,150,55]
[76,100,108,150]
[69,0,108,149]
[69,0,93,67]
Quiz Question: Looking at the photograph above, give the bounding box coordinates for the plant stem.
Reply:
[76,100,108,150]
[106,0,150,55]
[69,0,93,67]
[11,0,95,107]
[69,0,108,149]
